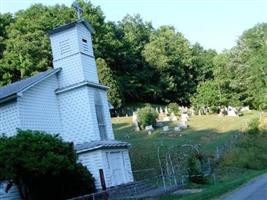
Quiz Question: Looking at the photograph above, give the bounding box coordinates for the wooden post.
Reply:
[99,169,108,200]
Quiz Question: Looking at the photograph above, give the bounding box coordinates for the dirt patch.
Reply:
[172,188,203,195]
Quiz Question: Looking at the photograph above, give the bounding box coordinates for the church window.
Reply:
[94,91,107,140]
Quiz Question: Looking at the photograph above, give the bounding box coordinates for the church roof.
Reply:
[0,68,61,104]
[48,18,95,35]
[75,140,130,153]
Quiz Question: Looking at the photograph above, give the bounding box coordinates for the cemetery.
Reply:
[112,108,265,199]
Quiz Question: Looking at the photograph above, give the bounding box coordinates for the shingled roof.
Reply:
[0,68,61,104]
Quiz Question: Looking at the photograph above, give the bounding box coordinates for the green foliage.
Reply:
[96,58,124,108]
[187,153,206,184]
[246,118,260,136]
[137,106,159,129]
[0,130,95,200]
[143,26,196,105]
[209,106,219,114]
[192,80,221,108]
[223,117,267,170]
[168,103,181,116]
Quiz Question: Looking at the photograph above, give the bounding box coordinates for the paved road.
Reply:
[219,173,267,200]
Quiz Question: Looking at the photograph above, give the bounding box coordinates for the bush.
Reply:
[0,130,96,200]
[246,117,260,136]
[137,106,159,129]
[168,103,181,116]
[222,118,267,170]
[209,106,219,114]
[187,153,207,184]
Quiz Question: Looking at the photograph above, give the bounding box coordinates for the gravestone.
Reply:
[165,106,169,114]
[145,125,154,131]
[163,116,170,122]
[174,126,181,131]
[163,126,169,132]
[132,112,140,131]
[227,106,237,117]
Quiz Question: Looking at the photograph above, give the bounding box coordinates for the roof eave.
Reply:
[0,94,18,105]
[76,144,130,154]
[48,18,95,35]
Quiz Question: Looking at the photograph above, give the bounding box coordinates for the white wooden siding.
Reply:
[0,101,20,136]
[81,54,99,83]
[53,54,86,88]
[77,23,94,56]
[18,75,62,135]
[58,86,101,144]
[0,182,21,200]
[78,150,104,189]
[50,27,80,61]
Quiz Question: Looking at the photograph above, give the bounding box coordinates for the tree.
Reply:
[0,130,95,200]
[143,26,193,105]
[96,58,124,108]
[0,13,14,59]
[115,14,154,103]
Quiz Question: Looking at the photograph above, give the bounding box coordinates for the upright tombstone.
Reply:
[132,112,140,131]
[227,106,237,117]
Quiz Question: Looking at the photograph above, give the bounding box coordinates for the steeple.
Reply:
[49,16,98,88]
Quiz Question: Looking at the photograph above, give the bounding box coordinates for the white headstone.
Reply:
[165,106,169,114]
[163,116,170,122]
[227,106,237,117]
[174,126,181,131]
[145,125,154,131]
[163,126,169,132]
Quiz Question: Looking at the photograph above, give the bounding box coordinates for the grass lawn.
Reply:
[113,111,260,177]
[112,111,264,199]
[159,169,265,200]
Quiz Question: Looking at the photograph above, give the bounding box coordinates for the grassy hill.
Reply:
[113,111,259,177]
[112,111,263,199]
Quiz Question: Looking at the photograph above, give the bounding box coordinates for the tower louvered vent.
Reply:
[81,38,89,52]
[59,39,71,55]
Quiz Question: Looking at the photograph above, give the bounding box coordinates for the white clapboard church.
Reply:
[0,4,133,199]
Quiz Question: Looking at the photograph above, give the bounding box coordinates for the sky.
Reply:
[0,0,266,52]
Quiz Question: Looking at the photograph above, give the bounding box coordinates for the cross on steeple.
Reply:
[72,1,83,20]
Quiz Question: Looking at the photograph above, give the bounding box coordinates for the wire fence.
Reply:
[68,133,242,200]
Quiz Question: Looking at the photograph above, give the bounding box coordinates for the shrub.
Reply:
[137,106,159,129]
[222,118,267,170]
[187,153,207,184]
[0,130,96,200]
[168,103,181,116]
[246,117,260,136]
[209,106,219,114]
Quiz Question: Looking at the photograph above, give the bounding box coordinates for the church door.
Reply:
[109,152,125,186]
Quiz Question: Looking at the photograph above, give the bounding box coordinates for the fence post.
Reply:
[157,147,166,191]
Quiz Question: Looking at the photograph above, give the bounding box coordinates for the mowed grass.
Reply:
[112,111,264,199]
[112,111,260,178]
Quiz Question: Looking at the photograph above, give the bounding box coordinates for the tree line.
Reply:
[0,0,266,110]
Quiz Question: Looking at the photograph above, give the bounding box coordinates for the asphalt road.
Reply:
[219,173,267,200]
